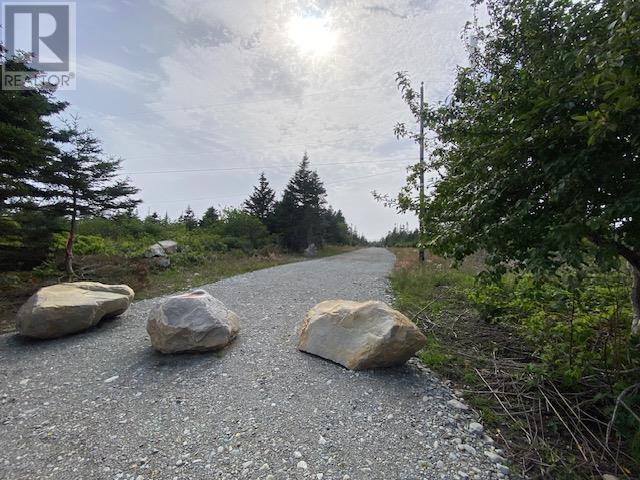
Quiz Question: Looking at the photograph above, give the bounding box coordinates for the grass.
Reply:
[0,244,359,334]
[388,248,599,479]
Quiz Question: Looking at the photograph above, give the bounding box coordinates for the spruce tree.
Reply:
[200,206,220,228]
[244,172,276,221]
[0,44,68,211]
[42,118,140,278]
[273,153,326,251]
[179,205,198,231]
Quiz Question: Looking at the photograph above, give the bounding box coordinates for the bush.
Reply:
[220,209,269,249]
[469,266,638,384]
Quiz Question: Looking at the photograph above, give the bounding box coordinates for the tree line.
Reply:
[149,158,366,251]
[0,47,365,277]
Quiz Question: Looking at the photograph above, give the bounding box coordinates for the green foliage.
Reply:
[43,117,140,220]
[0,46,68,212]
[272,153,327,251]
[220,208,270,249]
[391,258,474,318]
[179,205,198,231]
[52,233,117,256]
[470,266,639,385]
[244,172,276,221]
[391,248,640,476]
[392,0,640,333]
[200,206,220,228]
[417,336,453,367]
[381,225,419,247]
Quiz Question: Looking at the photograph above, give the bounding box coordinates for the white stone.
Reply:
[484,450,506,463]
[468,422,484,434]
[157,240,178,254]
[144,243,166,258]
[297,300,427,370]
[16,282,134,339]
[447,399,469,410]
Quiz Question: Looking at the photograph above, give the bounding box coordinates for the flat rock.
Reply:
[297,299,427,370]
[157,240,178,254]
[16,282,134,339]
[146,290,240,353]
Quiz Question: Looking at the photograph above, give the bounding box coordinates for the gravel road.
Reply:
[0,247,510,480]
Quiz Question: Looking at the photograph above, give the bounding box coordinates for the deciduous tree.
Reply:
[397,0,640,333]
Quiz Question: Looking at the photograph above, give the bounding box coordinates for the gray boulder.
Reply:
[304,243,318,257]
[146,290,240,353]
[158,240,178,254]
[16,282,135,339]
[147,256,170,268]
[144,243,166,258]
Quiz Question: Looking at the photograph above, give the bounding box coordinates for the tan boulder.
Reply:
[16,282,135,339]
[146,290,239,354]
[297,300,427,370]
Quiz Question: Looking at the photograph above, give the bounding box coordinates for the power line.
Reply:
[121,157,410,176]
[144,168,410,206]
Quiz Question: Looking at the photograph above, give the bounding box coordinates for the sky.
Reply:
[57,0,475,240]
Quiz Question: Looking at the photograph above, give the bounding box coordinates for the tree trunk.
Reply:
[65,195,77,281]
[587,233,640,336]
[631,264,640,336]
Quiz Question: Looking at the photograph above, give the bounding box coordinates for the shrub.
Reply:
[469,266,639,384]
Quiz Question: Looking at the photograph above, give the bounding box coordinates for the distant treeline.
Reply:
[380,226,419,248]
[0,45,366,274]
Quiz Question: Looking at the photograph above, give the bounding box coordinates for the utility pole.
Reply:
[418,81,426,263]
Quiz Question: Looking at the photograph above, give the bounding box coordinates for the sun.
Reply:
[287,15,337,57]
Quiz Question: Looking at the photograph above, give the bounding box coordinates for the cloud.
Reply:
[79,56,159,93]
[75,0,474,239]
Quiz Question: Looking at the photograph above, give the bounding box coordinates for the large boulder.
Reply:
[144,243,166,258]
[144,242,170,268]
[16,282,135,339]
[297,300,427,370]
[157,240,178,254]
[147,256,170,268]
[304,243,318,257]
[146,290,240,354]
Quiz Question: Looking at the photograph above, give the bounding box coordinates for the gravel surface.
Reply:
[0,247,510,480]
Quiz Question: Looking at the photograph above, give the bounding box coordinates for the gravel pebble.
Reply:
[0,248,502,479]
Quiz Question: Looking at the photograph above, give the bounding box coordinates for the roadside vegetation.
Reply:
[388,244,639,478]
[0,47,366,333]
[378,1,640,477]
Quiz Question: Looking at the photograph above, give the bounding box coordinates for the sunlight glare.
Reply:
[287,15,337,57]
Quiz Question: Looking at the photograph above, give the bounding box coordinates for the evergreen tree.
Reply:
[0,44,68,267]
[145,212,161,224]
[322,208,350,245]
[42,118,140,277]
[0,44,68,211]
[273,153,326,251]
[244,172,276,221]
[179,205,198,231]
[200,206,219,228]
